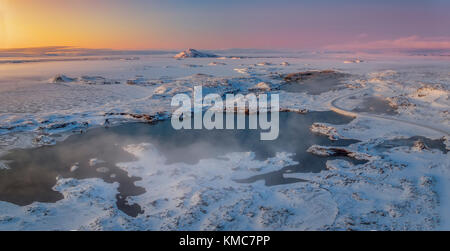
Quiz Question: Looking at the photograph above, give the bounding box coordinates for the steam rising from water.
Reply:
[0,111,359,216]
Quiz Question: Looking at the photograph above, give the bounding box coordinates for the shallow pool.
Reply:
[0,111,360,216]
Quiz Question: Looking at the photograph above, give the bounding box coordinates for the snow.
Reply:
[0,178,120,231]
[310,123,342,141]
[51,74,76,83]
[126,75,161,86]
[249,82,272,92]
[285,140,448,230]
[174,49,218,59]
[0,161,10,170]
[70,163,79,172]
[96,167,110,173]
[344,59,364,64]
[208,62,226,66]
[51,74,121,85]
[89,158,106,167]
[33,135,56,146]
[0,50,449,230]
[0,145,339,230]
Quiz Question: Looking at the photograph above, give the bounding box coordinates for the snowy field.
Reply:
[0,49,449,230]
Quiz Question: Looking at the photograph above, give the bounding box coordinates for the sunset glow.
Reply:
[0,0,450,49]
[1,0,450,233]
[1,0,449,50]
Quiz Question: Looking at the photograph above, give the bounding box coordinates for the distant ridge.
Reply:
[174,48,218,59]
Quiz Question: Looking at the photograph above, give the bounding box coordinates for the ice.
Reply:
[307,145,373,161]
[0,50,449,230]
[70,163,79,172]
[0,161,10,170]
[115,144,335,230]
[248,82,272,92]
[310,123,342,141]
[0,178,120,231]
[89,158,106,167]
[96,167,110,173]
[256,62,273,66]
[286,141,449,230]
[32,135,56,146]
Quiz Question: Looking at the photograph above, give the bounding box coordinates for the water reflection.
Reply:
[0,111,360,216]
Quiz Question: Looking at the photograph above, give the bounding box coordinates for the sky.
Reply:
[0,0,450,50]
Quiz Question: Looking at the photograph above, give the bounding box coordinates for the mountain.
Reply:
[174,48,218,59]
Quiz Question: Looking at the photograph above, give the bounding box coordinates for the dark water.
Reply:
[280,74,346,95]
[0,133,145,217]
[375,136,448,153]
[0,111,361,217]
[352,96,397,115]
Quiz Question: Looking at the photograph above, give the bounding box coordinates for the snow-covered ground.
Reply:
[0,50,449,230]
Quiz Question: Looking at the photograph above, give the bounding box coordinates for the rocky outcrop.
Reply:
[174,49,218,59]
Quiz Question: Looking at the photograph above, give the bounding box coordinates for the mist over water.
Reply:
[281,73,347,95]
[0,111,360,216]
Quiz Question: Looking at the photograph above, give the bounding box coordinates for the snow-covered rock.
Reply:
[307,145,373,161]
[310,123,341,141]
[78,76,120,85]
[51,75,120,85]
[89,158,106,167]
[0,161,10,170]
[51,75,76,83]
[33,135,56,146]
[126,76,161,86]
[96,167,110,173]
[70,163,80,172]
[249,82,272,92]
[344,59,364,64]
[174,49,218,59]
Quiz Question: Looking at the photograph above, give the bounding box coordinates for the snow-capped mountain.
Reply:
[174,48,218,59]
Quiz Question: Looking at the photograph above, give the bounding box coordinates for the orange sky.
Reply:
[1,0,450,50]
[0,0,170,49]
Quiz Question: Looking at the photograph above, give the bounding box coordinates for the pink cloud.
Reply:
[326,36,450,51]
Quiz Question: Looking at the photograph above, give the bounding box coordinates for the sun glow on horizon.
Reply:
[0,1,7,48]
[1,0,450,51]
[0,0,170,50]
